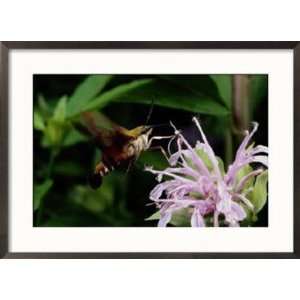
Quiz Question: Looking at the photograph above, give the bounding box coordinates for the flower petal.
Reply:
[235,169,263,192]
[234,194,254,210]
[173,128,211,178]
[230,202,247,221]
[169,152,181,166]
[146,119,267,228]
[191,208,205,227]
[146,167,196,185]
[158,211,172,227]
[251,155,268,167]
[213,211,219,227]
[149,181,173,201]
[235,122,258,158]
[193,117,222,179]
[216,183,232,213]
[251,145,268,155]
[164,167,199,179]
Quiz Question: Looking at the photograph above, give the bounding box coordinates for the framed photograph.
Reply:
[0,42,299,258]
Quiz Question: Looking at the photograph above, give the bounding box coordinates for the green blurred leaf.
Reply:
[44,216,79,227]
[42,97,70,147]
[84,78,230,116]
[42,120,57,147]
[43,213,104,227]
[250,75,268,114]
[84,78,153,111]
[62,128,88,147]
[34,179,53,211]
[210,75,232,108]
[53,96,67,122]
[170,208,191,226]
[159,75,221,103]
[251,170,268,213]
[42,119,66,147]
[138,151,169,170]
[38,94,52,118]
[34,110,45,131]
[70,171,129,219]
[53,161,85,177]
[71,185,113,213]
[67,75,113,118]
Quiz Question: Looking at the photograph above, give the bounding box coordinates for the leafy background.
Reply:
[33,74,268,227]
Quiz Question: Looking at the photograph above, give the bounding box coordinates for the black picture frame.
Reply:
[0,41,299,259]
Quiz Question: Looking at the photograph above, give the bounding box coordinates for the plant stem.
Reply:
[232,74,250,136]
[224,122,233,168]
[225,75,250,167]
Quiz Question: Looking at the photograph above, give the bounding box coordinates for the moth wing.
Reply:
[80,111,134,148]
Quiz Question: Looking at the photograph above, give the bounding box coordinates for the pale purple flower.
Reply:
[146,117,268,227]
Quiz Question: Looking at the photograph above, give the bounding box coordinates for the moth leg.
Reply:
[95,161,110,176]
[126,159,134,173]
[126,143,138,173]
[147,145,169,162]
[147,135,174,148]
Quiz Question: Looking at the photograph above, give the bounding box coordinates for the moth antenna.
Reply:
[148,123,170,129]
[145,97,155,126]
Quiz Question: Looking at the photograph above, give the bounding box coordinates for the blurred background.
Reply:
[33,74,268,227]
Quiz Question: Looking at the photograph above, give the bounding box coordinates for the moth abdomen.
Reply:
[88,173,103,189]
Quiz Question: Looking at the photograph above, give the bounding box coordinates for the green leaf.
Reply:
[38,94,52,118]
[83,78,154,111]
[70,172,128,218]
[170,208,191,226]
[62,128,88,147]
[42,96,70,147]
[85,78,230,116]
[33,179,53,211]
[34,110,45,131]
[250,75,268,114]
[42,119,66,147]
[71,185,113,213]
[194,148,225,175]
[42,120,58,147]
[251,170,268,213]
[210,75,232,108]
[66,75,113,118]
[195,148,213,169]
[159,75,222,103]
[235,164,253,188]
[146,209,191,226]
[53,96,67,123]
[145,211,161,221]
[217,157,225,176]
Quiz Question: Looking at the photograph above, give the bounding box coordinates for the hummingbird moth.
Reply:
[78,111,169,189]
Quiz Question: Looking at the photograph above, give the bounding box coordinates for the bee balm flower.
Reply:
[146,118,268,227]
